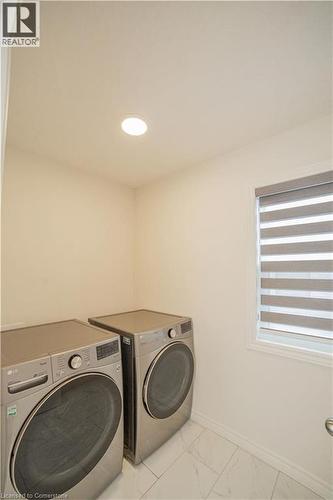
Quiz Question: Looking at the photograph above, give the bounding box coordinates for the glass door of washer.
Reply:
[143,342,194,419]
[11,373,122,497]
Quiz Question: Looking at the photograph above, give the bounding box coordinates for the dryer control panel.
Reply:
[137,320,193,356]
[51,339,120,381]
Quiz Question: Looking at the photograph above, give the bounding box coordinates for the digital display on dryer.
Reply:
[96,340,119,360]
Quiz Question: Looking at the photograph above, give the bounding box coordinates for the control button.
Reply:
[69,355,82,370]
[168,328,177,339]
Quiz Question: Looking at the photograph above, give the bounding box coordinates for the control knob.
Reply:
[69,355,82,370]
[168,328,177,339]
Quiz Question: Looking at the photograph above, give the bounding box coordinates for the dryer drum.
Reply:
[11,373,122,497]
[143,342,194,419]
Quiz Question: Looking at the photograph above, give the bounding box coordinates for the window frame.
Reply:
[250,170,333,368]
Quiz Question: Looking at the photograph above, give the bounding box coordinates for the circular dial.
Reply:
[168,328,177,339]
[69,355,82,370]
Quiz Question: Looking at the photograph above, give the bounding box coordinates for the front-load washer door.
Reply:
[11,372,122,497]
[143,342,194,419]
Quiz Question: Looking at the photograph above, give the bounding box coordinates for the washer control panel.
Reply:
[51,339,120,381]
[52,348,90,381]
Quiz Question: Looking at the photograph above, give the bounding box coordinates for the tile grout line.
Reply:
[140,424,206,498]
[141,460,159,480]
[138,465,159,500]
[279,471,326,500]
[139,481,156,499]
[270,470,280,500]
[204,445,240,499]
[140,451,188,499]
[188,431,234,477]
[154,424,206,477]
[143,440,191,480]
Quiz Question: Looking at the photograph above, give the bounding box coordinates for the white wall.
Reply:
[135,115,332,493]
[1,147,135,327]
[1,48,10,184]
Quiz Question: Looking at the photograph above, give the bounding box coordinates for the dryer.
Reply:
[89,310,194,464]
[1,320,123,499]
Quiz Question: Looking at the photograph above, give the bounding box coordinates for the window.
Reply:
[255,171,333,361]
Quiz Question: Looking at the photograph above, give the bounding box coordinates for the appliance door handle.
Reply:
[325,418,333,437]
[8,374,48,394]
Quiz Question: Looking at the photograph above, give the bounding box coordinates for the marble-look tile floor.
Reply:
[98,420,323,500]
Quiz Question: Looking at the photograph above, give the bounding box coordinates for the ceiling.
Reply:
[7,1,332,187]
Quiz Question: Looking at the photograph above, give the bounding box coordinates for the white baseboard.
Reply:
[191,409,332,500]
[0,322,25,332]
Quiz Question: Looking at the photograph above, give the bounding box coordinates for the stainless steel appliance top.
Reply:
[1,320,117,367]
[89,309,190,336]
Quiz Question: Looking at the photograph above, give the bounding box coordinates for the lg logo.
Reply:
[1,1,40,46]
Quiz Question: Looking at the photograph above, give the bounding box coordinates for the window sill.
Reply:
[248,331,332,368]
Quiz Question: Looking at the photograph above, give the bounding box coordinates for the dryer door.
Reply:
[11,373,122,496]
[143,342,194,419]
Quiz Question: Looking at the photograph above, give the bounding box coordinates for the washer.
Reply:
[1,320,123,499]
[89,309,194,464]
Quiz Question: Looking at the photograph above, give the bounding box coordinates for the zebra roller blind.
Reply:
[256,171,333,345]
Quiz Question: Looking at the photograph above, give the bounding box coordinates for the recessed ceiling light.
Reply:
[121,117,148,136]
